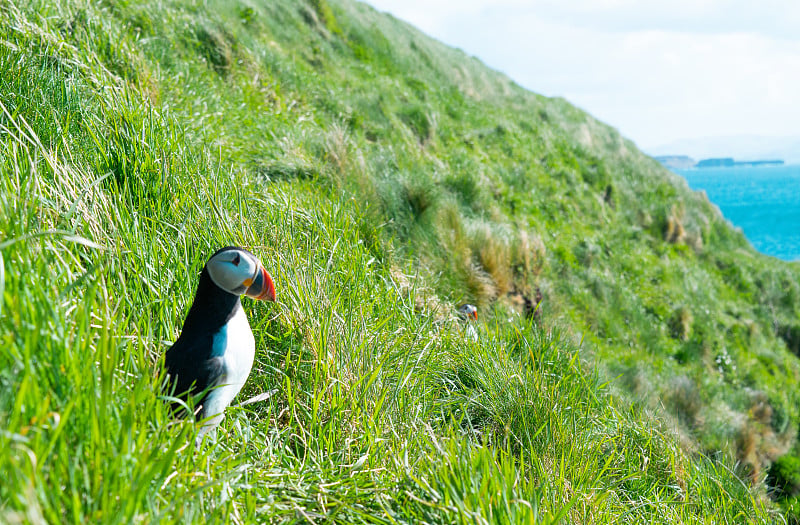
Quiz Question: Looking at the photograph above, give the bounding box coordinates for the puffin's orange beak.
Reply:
[244,265,276,302]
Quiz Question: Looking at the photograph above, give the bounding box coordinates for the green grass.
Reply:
[0,0,798,522]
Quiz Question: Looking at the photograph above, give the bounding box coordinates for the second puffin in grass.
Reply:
[457,304,479,342]
[165,246,276,437]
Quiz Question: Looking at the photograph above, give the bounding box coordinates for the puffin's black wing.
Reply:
[164,335,225,418]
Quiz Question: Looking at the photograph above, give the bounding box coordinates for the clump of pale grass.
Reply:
[665,204,686,244]
[324,121,350,174]
[467,221,512,298]
[512,228,546,277]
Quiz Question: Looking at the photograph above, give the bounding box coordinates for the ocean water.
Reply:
[674,165,800,262]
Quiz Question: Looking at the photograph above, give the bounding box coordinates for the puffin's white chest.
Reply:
[204,306,256,420]
[465,323,478,342]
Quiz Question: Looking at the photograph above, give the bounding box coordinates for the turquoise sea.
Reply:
[674,165,800,262]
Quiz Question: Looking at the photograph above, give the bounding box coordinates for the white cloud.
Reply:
[523,0,800,37]
[368,1,800,39]
[364,1,800,149]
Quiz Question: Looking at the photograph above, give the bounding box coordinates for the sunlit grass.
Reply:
[0,0,794,522]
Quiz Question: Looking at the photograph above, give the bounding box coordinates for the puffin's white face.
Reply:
[206,248,276,301]
[458,304,478,321]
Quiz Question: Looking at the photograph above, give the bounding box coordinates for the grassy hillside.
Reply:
[1,0,799,521]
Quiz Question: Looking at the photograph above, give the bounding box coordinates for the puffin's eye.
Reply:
[232,253,241,266]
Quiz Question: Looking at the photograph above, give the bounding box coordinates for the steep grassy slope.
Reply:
[1,0,798,522]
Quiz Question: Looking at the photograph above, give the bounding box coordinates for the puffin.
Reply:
[457,304,478,322]
[165,246,276,437]
[457,304,479,341]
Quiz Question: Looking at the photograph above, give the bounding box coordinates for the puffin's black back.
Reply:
[165,264,241,417]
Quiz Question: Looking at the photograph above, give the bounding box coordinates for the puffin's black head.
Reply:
[458,304,478,321]
[205,246,276,302]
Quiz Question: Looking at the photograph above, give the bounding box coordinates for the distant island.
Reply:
[655,155,784,170]
[695,158,784,168]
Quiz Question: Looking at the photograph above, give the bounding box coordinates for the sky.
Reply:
[363,1,800,154]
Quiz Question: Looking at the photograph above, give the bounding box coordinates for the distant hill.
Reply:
[655,156,785,169]
[695,158,784,168]
[649,135,800,165]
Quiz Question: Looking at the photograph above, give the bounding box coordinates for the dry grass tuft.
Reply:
[685,230,704,253]
[464,262,497,303]
[195,22,233,73]
[512,229,546,277]
[469,222,512,297]
[664,205,686,244]
[734,391,794,484]
[389,265,450,321]
[669,307,693,342]
[324,121,350,175]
